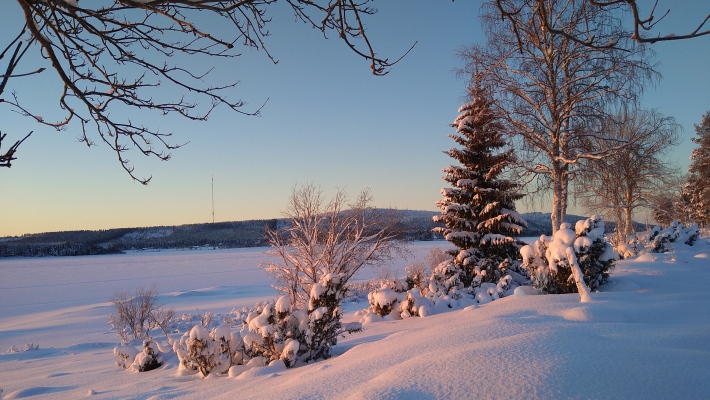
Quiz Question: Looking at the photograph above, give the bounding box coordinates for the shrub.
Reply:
[173,325,238,377]
[367,278,407,317]
[645,221,700,253]
[242,273,352,367]
[303,273,346,362]
[108,286,174,344]
[616,234,644,259]
[132,340,164,372]
[113,344,140,369]
[241,298,305,368]
[521,216,616,295]
[399,288,435,318]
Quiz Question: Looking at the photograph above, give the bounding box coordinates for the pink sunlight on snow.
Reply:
[1,239,709,399]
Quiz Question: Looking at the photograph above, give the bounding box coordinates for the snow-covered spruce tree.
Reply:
[434,79,526,289]
[574,217,616,291]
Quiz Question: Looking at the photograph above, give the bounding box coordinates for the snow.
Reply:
[2,239,710,399]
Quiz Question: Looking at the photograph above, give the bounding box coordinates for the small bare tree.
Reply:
[2,1,411,180]
[262,184,406,309]
[108,285,174,344]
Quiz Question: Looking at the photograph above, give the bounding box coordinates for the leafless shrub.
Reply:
[261,184,408,310]
[108,285,174,344]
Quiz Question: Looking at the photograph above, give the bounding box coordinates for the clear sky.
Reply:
[1,1,709,236]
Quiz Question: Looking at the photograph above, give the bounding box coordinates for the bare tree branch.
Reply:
[2,1,408,181]
[495,0,710,51]
[0,131,32,168]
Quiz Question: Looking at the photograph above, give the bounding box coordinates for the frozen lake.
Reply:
[0,241,449,347]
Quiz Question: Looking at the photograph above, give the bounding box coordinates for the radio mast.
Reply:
[211,174,215,224]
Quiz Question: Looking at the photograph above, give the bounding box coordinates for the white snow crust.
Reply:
[1,239,710,399]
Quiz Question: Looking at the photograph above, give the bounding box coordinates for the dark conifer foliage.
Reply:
[434,77,526,287]
[686,111,710,227]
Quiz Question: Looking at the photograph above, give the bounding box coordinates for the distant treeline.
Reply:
[0,211,640,258]
[0,211,443,258]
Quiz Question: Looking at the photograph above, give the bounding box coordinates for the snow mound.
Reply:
[635,253,657,262]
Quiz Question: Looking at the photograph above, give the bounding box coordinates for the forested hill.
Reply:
[0,211,596,258]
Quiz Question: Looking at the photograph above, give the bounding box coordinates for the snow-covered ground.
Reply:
[1,239,709,399]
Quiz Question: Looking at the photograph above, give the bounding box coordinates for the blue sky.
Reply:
[2,1,709,236]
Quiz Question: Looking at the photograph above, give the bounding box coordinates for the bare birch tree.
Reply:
[463,0,657,233]
[574,108,681,244]
[1,1,408,181]
[262,184,406,309]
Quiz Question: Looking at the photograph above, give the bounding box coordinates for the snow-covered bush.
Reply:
[241,297,305,368]
[114,344,140,369]
[574,216,617,291]
[615,234,645,259]
[427,260,466,298]
[367,278,407,317]
[521,216,616,298]
[304,273,346,362]
[241,274,350,367]
[399,287,435,318]
[475,276,514,304]
[173,324,238,376]
[132,340,164,372]
[392,254,520,320]
[396,261,473,319]
[645,221,700,253]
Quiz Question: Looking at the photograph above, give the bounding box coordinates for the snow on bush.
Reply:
[615,234,645,259]
[399,287,435,318]
[520,215,616,300]
[645,221,699,253]
[369,254,520,321]
[304,273,346,362]
[574,216,617,291]
[114,344,140,370]
[132,340,166,372]
[240,273,353,368]
[241,298,305,368]
[173,324,239,377]
[368,288,405,317]
[367,278,407,317]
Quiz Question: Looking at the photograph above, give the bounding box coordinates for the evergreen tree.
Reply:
[434,79,527,287]
[686,111,710,227]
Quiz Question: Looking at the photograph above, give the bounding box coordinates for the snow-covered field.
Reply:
[1,239,709,399]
